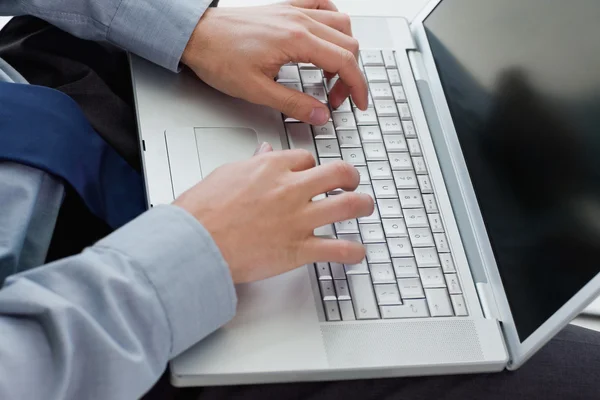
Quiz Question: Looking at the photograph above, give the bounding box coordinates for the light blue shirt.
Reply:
[0,1,238,399]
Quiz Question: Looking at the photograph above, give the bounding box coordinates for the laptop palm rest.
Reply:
[194,127,259,177]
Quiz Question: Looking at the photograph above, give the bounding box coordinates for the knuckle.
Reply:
[349,38,360,56]
[296,149,315,164]
[333,161,358,184]
[281,92,303,116]
[285,25,309,42]
[339,48,356,68]
[340,13,352,27]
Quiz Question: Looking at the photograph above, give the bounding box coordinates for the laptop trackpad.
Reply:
[194,127,259,177]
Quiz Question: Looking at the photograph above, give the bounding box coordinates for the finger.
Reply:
[297,9,353,38]
[304,37,368,110]
[256,76,331,125]
[329,78,352,109]
[298,160,360,196]
[274,148,317,171]
[302,236,366,265]
[253,142,273,155]
[286,0,339,11]
[308,192,374,226]
[304,15,358,59]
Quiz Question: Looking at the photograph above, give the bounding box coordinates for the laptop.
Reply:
[129,0,600,386]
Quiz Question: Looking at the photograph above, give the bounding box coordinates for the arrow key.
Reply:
[380,299,429,319]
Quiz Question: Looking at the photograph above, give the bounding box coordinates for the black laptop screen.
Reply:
[424,0,600,341]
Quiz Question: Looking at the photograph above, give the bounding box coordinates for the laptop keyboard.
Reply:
[278,50,468,321]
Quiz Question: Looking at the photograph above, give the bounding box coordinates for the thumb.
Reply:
[259,78,331,126]
[254,142,274,155]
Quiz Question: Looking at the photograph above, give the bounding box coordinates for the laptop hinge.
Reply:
[407,50,428,82]
[476,282,501,320]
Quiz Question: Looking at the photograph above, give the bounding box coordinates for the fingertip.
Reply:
[309,107,331,125]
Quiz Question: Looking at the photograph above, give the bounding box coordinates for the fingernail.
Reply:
[309,107,329,126]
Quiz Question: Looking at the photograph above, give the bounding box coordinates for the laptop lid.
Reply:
[410,0,600,368]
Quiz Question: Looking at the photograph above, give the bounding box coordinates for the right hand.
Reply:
[173,147,374,284]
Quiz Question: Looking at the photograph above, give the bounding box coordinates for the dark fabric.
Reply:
[0,82,146,229]
[143,324,600,400]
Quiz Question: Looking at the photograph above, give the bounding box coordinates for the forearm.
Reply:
[0,205,237,400]
[0,0,214,71]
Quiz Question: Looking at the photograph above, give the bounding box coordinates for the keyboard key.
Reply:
[365,66,388,82]
[412,156,427,174]
[335,279,352,300]
[330,262,346,279]
[337,233,361,243]
[319,157,342,167]
[334,98,352,112]
[370,263,396,284]
[451,294,468,316]
[408,227,435,247]
[359,126,383,143]
[338,130,361,147]
[423,194,438,213]
[373,180,397,199]
[286,123,317,162]
[369,83,393,100]
[281,82,303,93]
[319,280,337,300]
[398,103,412,120]
[315,262,332,280]
[315,139,341,157]
[403,208,429,227]
[356,166,370,184]
[325,75,339,93]
[333,112,357,130]
[397,278,425,299]
[425,288,454,317]
[360,223,386,243]
[389,152,413,170]
[304,85,327,102]
[314,224,335,237]
[378,199,403,218]
[277,65,300,82]
[354,108,378,125]
[352,92,374,108]
[355,184,375,203]
[413,247,441,268]
[374,100,398,117]
[344,259,369,275]
[312,122,336,139]
[359,206,381,224]
[392,257,419,278]
[382,218,408,237]
[387,69,402,86]
[368,161,392,180]
[434,232,450,252]
[341,148,366,165]
[387,237,413,257]
[399,190,424,208]
[392,85,407,102]
[407,138,422,156]
[440,253,456,273]
[402,120,417,138]
[298,62,317,69]
[393,170,418,189]
[339,300,356,320]
[379,117,403,134]
[428,213,444,233]
[446,273,462,294]
[382,51,397,68]
[374,283,402,305]
[365,243,391,263]
[381,299,429,318]
[324,300,341,321]
[347,274,380,319]
[300,69,323,85]
[363,142,388,161]
[334,219,359,234]
[361,50,384,66]
[419,267,446,288]
[383,135,408,152]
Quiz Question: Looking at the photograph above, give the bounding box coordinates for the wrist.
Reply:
[181,8,214,67]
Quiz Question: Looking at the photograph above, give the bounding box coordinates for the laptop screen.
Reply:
[424,0,600,341]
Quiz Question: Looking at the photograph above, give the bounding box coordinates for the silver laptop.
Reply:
[129,0,600,387]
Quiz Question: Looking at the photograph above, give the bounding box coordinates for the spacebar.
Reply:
[285,122,318,163]
[347,275,379,319]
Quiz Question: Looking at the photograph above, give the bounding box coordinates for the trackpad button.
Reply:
[194,127,259,176]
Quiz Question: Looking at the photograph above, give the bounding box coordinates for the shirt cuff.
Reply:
[95,205,237,357]
[107,0,213,72]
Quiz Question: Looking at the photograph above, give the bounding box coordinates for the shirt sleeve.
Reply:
[0,0,214,71]
[0,205,237,400]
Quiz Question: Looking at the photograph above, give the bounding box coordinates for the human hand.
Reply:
[181,0,368,126]
[173,146,374,284]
